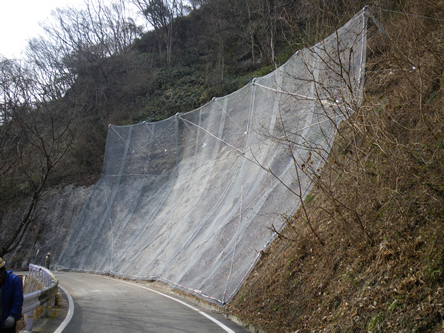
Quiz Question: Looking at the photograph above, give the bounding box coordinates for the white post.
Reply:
[44,302,49,317]
[25,310,34,332]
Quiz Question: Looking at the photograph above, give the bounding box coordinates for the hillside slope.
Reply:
[4,2,444,332]
[224,4,444,332]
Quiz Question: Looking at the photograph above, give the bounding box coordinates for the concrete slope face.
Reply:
[58,9,369,305]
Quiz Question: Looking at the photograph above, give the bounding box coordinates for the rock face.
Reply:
[4,184,94,270]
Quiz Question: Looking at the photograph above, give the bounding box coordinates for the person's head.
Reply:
[48,252,51,256]
[0,257,6,283]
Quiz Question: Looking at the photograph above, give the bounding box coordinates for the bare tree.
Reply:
[0,58,76,257]
[243,0,289,67]
[26,0,143,120]
[132,0,184,66]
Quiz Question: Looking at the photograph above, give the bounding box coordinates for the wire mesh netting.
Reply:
[58,8,369,305]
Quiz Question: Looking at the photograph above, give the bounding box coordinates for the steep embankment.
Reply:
[7,185,93,269]
[224,7,444,332]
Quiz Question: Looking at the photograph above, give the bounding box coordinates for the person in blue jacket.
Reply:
[0,257,23,333]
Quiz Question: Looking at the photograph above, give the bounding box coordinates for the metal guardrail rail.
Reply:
[22,264,59,332]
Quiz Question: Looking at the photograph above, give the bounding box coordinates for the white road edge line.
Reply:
[54,284,75,333]
[118,279,236,333]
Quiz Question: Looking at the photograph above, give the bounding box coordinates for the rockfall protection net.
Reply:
[58,7,369,305]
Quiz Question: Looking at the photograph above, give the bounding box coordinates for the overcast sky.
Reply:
[0,0,144,60]
[0,0,88,59]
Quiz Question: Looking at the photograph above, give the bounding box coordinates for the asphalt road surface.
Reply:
[56,271,249,333]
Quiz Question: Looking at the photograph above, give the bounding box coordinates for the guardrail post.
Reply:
[25,310,34,332]
[43,301,49,317]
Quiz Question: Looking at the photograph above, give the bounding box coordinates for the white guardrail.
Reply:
[22,264,59,332]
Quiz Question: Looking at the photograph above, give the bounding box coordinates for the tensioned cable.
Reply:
[213,94,250,133]
[373,6,444,22]
[107,122,176,174]
[253,81,356,114]
[179,115,245,155]
[143,120,176,152]
[110,125,153,161]
[369,6,444,68]
[254,81,318,101]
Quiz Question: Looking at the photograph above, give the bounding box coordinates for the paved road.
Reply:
[56,271,248,333]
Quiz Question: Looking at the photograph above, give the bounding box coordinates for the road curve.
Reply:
[56,271,248,333]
